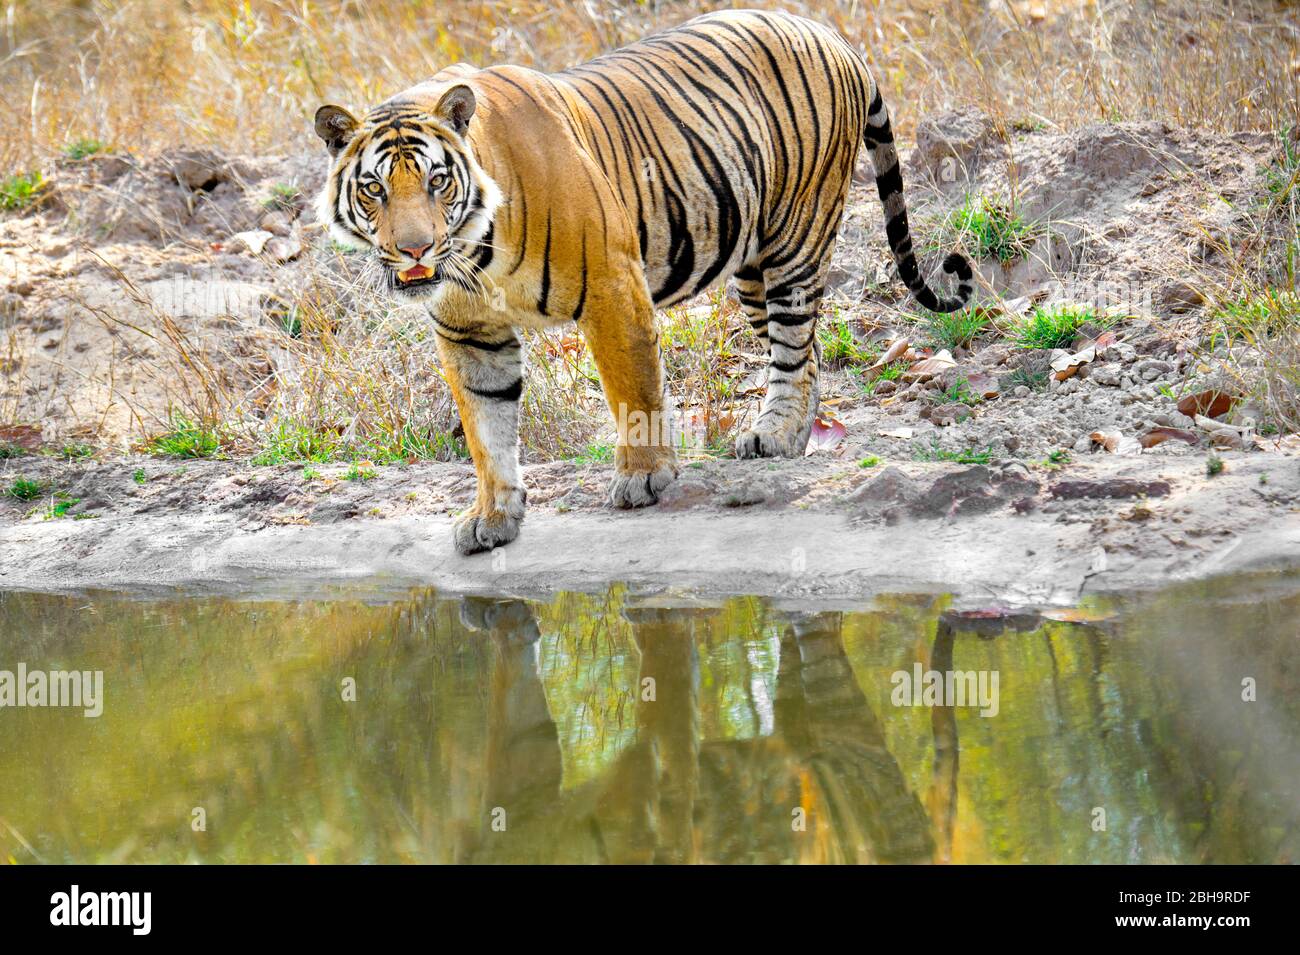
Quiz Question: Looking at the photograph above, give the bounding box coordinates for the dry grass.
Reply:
[4,1,1296,172]
[2,0,1299,457]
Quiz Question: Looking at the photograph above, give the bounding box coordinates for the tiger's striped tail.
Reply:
[864,84,973,314]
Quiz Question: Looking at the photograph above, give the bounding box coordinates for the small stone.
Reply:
[874,379,898,397]
[260,209,295,237]
[1108,342,1138,364]
[1159,279,1205,313]
[1090,363,1122,387]
[1013,385,1030,398]
[1136,359,1174,376]
[168,149,229,191]
[930,402,971,427]
[265,235,303,264]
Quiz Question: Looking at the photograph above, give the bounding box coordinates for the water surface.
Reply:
[1,574,1297,863]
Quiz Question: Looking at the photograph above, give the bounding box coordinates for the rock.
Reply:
[227,230,274,255]
[911,466,1040,519]
[260,209,295,237]
[1090,363,1122,387]
[1135,359,1174,377]
[167,149,230,191]
[1108,342,1138,364]
[1158,279,1205,312]
[930,402,971,427]
[850,466,918,524]
[1050,479,1172,500]
[265,235,303,264]
[657,473,712,510]
[1073,434,1095,453]
[873,379,898,397]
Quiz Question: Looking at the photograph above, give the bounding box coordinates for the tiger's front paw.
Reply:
[608,460,677,509]
[453,487,526,555]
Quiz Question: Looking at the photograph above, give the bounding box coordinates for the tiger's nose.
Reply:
[399,241,433,261]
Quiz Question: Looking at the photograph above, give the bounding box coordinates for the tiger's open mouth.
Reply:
[391,263,441,294]
[396,264,434,284]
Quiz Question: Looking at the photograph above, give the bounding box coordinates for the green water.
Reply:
[0,574,1297,864]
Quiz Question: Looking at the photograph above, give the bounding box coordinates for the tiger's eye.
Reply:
[429,173,449,192]
[362,180,385,198]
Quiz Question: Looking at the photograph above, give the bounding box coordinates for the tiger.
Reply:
[314,8,973,555]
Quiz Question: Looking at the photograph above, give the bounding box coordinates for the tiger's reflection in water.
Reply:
[454,596,934,864]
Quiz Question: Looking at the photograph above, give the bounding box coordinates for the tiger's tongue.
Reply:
[398,264,432,283]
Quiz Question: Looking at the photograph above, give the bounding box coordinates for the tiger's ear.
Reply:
[434,85,476,135]
[314,105,360,156]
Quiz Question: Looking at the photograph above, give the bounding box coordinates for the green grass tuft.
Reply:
[818,313,878,367]
[1013,305,1099,350]
[912,443,994,464]
[144,415,223,459]
[1212,288,1300,341]
[42,495,80,519]
[940,195,1038,263]
[0,171,45,211]
[262,182,303,211]
[915,307,993,351]
[63,138,107,160]
[7,478,45,501]
[571,442,614,465]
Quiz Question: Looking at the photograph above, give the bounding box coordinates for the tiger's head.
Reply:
[314,84,501,298]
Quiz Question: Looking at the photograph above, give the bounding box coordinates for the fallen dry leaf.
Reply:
[1051,345,1096,380]
[1139,427,1199,449]
[999,295,1033,316]
[904,348,956,382]
[806,415,847,455]
[1194,414,1251,449]
[877,427,915,439]
[1092,330,1118,351]
[1176,389,1237,419]
[862,337,911,380]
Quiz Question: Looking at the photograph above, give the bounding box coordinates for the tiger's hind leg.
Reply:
[734,264,826,459]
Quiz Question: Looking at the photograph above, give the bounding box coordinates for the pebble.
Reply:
[1107,342,1138,363]
[1091,363,1121,386]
